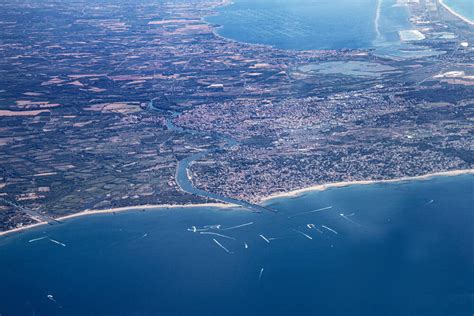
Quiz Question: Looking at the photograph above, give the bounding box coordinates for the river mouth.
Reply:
[153,104,276,213]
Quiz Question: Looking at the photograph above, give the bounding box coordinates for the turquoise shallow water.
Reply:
[206,0,412,50]
[0,174,472,315]
[444,0,474,21]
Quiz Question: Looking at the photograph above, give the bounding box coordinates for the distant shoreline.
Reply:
[260,169,474,202]
[202,0,280,52]
[438,0,474,26]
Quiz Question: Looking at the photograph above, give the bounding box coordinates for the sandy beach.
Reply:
[260,169,474,202]
[438,0,474,26]
[0,202,239,237]
[1,169,473,237]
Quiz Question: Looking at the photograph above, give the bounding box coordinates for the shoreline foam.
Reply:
[438,0,474,26]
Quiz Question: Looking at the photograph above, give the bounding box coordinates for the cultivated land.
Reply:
[0,0,473,232]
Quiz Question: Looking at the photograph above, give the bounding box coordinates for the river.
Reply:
[149,101,277,213]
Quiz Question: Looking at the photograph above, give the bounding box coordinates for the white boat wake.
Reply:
[321,225,338,235]
[259,234,270,243]
[288,206,333,218]
[213,238,233,254]
[187,226,209,233]
[339,213,361,226]
[424,199,434,206]
[204,224,222,230]
[221,222,254,231]
[49,239,66,247]
[200,232,236,240]
[28,236,47,243]
[293,229,313,240]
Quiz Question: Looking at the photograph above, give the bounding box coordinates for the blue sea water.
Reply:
[444,0,474,21]
[206,0,412,51]
[0,175,473,315]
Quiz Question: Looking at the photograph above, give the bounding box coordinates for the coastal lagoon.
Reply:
[297,61,399,78]
[206,0,412,51]
[0,175,472,315]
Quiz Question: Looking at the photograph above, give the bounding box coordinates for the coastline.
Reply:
[201,0,281,53]
[1,169,473,237]
[438,0,474,26]
[260,169,474,203]
[0,202,239,237]
[204,0,427,54]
